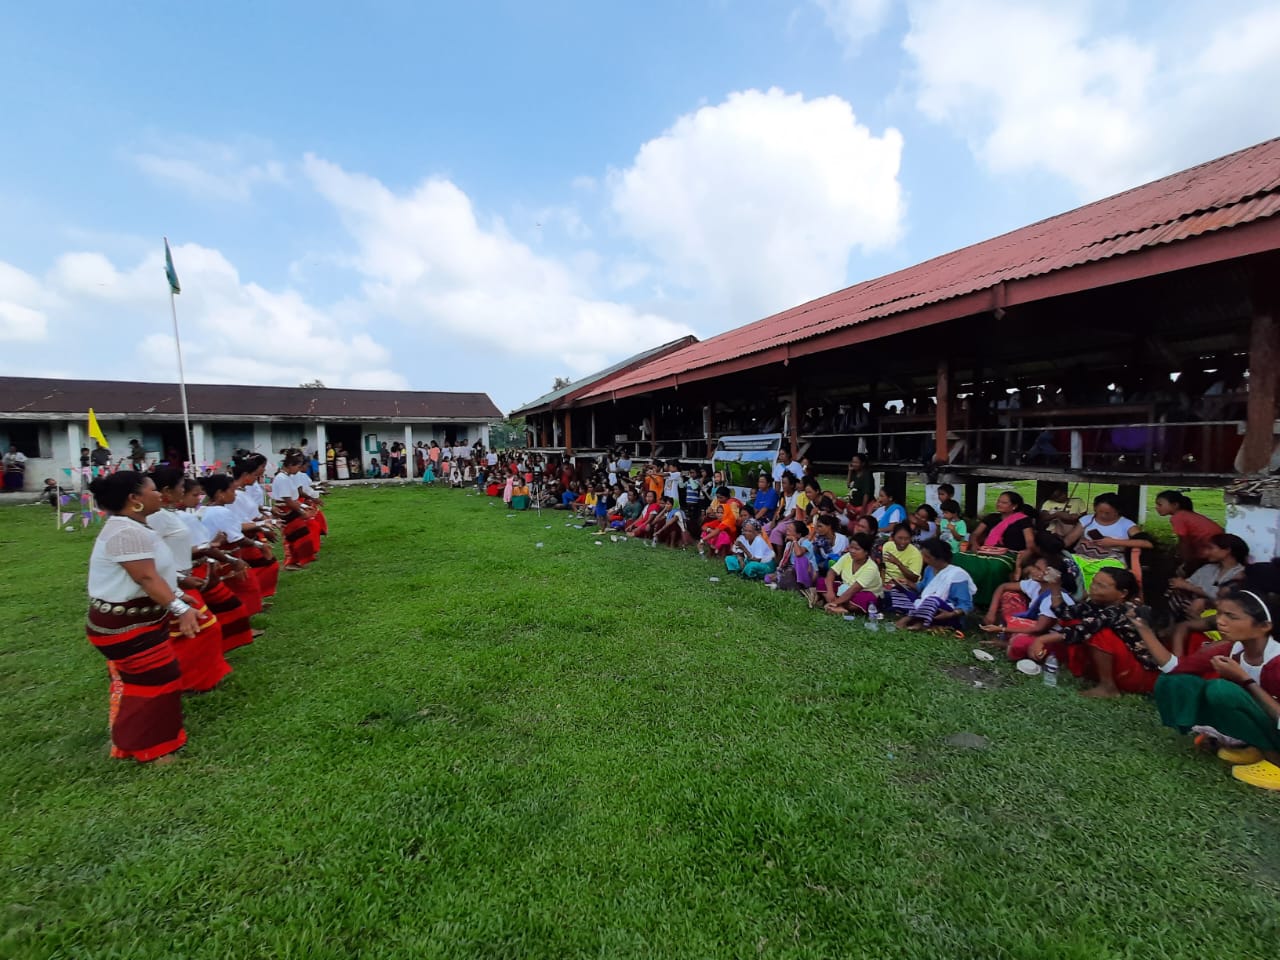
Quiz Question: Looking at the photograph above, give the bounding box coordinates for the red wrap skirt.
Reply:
[282,508,318,567]
[87,599,185,762]
[169,588,232,692]
[193,563,254,652]
[239,540,278,599]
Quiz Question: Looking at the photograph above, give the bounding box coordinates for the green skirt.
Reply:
[1073,555,1126,590]
[1155,674,1280,753]
[952,551,1017,608]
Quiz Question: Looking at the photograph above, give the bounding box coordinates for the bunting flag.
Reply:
[81,515,91,529]
[87,408,109,447]
[60,512,74,524]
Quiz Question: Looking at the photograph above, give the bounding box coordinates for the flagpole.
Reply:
[165,237,194,476]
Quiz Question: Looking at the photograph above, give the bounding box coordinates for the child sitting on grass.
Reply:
[654,496,693,547]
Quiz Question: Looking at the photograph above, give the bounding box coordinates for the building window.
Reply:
[5,423,50,458]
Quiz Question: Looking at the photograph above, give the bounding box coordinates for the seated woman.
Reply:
[654,495,694,548]
[765,520,815,591]
[953,490,1037,608]
[613,488,643,530]
[815,532,882,614]
[1041,567,1156,697]
[881,523,923,596]
[1064,492,1150,590]
[725,519,776,578]
[698,486,742,557]
[810,513,849,579]
[845,453,875,519]
[909,504,938,544]
[1141,589,1280,791]
[1154,489,1225,573]
[803,478,837,517]
[937,499,968,546]
[625,490,662,537]
[979,555,1076,660]
[887,538,977,631]
[764,473,808,553]
[870,488,907,530]
[1166,533,1248,647]
[747,473,780,525]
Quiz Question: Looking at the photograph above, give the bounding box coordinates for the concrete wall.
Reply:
[1225,503,1280,564]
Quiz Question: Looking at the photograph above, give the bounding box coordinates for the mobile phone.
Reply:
[1086,529,1104,540]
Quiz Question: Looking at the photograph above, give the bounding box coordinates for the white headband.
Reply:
[1240,589,1273,625]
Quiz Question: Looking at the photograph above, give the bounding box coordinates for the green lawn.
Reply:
[2,487,1276,959]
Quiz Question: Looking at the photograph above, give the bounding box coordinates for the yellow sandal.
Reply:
[1231,760,1280,790]
[1217,746,1263,765]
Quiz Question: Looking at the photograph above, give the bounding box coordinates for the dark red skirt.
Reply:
[239,541,279,599]
[170,588,232,692]
[220,553,264,617]
[282,509,317,567]
[87,599,185,761]
[193,563,254,653]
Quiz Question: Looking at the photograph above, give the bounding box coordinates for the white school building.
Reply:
[0,377,502,490]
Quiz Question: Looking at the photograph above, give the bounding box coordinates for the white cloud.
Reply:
[133,137,287,201]
[302,154,692,372]
[609,87,904,324]
[1,244,404,389]
[0,262,51,341]
[902,0,1280,197]
[814,0,894,52]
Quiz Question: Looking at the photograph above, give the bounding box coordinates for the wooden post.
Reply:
[788,388,800,459]
[539,416,548,448]
[563,409,574,456]
[1241,313,1279,473]
[935,358,950,463]
[704,402,714,461]
[649,403,658,458]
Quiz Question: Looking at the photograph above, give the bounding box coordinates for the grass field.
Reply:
[2,486,1277,959]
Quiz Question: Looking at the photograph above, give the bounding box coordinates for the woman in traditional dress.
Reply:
[229,457,280,599]
[85,471,199,762]
[952,491,1037,608]
[887,538,977,631]
[697,486,742,557]
[272,454,318,571]
[200,474,266,618]
[175,477,257,653]
[1140,589,1280,791]
[1045,566,1157,697]
[147,468,232,692]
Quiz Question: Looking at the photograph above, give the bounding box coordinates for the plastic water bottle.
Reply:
[866,602,880,632]
[1043,653,1059,687]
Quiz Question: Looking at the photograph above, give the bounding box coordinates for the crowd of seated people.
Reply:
[475,450,1277,790]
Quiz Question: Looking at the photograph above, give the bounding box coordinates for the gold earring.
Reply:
[131,502,144,513]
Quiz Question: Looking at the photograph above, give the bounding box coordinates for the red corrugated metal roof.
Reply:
[584,136,1280,400]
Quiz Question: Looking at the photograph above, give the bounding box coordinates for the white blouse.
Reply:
[147,509,193,572]
[201,504,245,544]
[88,516,179,601]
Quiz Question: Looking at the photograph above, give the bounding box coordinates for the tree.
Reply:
[299,379,327,389]
[552,376,572,390]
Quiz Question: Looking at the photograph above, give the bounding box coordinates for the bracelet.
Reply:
[168,598,192,617]
[1243,678,1259,688]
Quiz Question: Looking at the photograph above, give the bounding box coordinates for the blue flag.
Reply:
[164,237,181,294]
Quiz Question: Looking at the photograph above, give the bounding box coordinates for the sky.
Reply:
[2,1,1279,413]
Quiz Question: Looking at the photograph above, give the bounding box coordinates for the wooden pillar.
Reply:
[935,358,950,464]
[649,403,658,458]
[788,388,800,459]
[538,415,548,448]
[1241,313,1279,473]
[563,409,574,456]
[703,402,714,460]
[590,409,597,450]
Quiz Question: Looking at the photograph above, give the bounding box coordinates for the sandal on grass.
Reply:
[1231,760,1280,790]
[1218,746,1264,765]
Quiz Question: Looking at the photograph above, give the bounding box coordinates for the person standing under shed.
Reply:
[3,444,26,492]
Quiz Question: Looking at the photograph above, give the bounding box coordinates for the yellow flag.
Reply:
[87,408,109,448]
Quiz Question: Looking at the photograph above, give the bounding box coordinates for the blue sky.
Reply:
[2,1,1278,412]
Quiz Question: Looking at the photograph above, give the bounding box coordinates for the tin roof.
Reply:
[584,136,1280,400]
[507,335,697,415]
[0,377,502,421]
